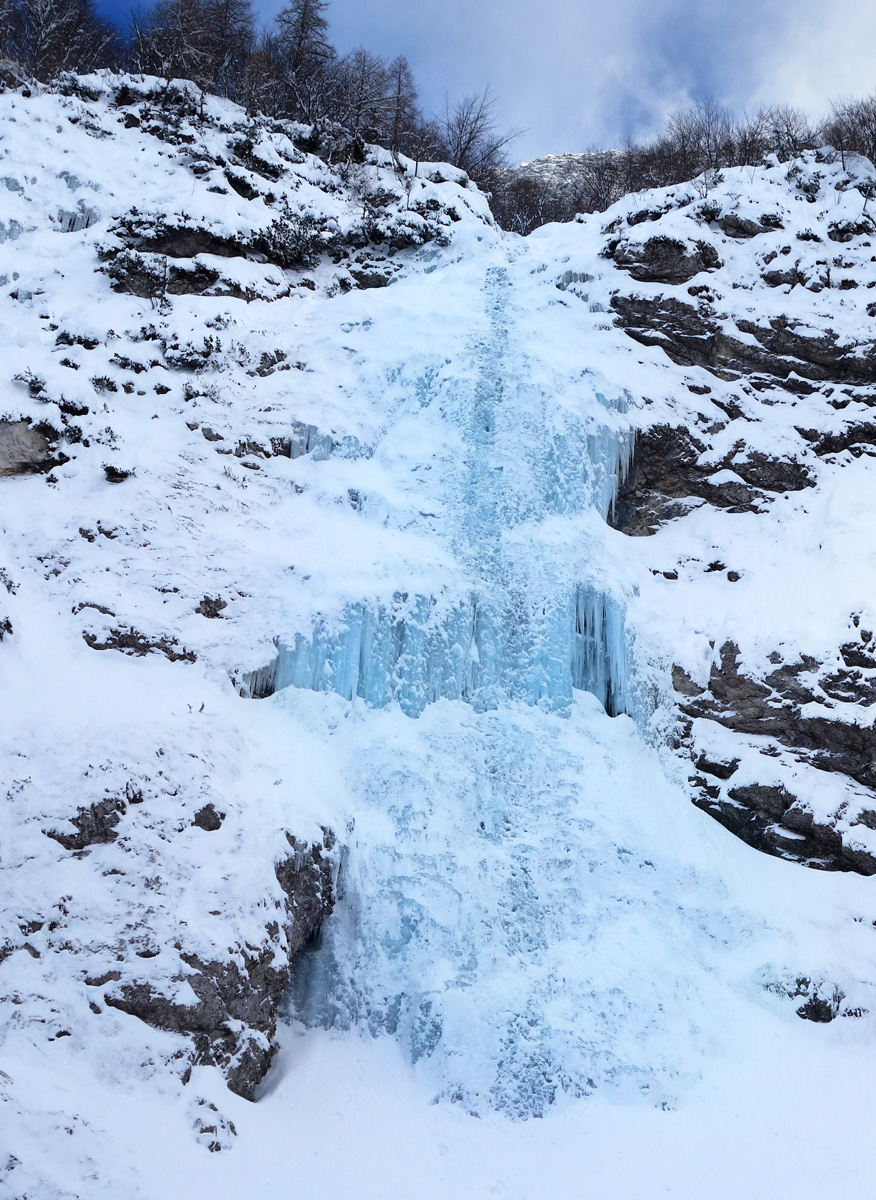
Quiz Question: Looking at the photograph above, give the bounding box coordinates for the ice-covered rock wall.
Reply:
[6,79,876,1185]
[256,262,658,1117]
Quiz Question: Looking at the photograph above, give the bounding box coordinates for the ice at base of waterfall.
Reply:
[276,686,742,1119]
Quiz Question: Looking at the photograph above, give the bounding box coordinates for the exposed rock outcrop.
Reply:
[610,424,812,534]
[593,153,876,870]
[676,643,876,873]
[44,795,126,850]
[105,833,336,1098]
[611,294,876,386]
[608,234,721,284]
[83,626,196,662]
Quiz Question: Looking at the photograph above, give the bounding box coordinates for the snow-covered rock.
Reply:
[577,150,876,869]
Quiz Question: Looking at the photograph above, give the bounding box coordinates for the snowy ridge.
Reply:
[3,78,876,1196]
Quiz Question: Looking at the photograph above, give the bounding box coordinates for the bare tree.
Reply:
[203,0,254,96]
[2,0,116,79]
[436,85,521,182]
[657,98,735,181]
[821,94,876,164]
[268,0,337,121]
[238,28,285,115]
[0,0,15,51]
[275,0,330,74]
[131,0,213,84]
[578,146,624,212]
[767,103,814,160]
[384,54,419,152]
[335,46,389,140]
[732,106,773,167]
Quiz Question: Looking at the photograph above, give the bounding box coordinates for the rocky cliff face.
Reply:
[102,833,335,1098]
[586,150,876,872]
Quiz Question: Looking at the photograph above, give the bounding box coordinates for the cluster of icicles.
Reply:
[245,584,629,718]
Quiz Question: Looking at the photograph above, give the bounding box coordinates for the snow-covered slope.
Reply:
[3,77,876,1198]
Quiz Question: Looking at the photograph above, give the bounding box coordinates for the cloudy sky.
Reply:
[104,0,876,162]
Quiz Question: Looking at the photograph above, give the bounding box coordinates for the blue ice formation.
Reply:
[269,268,663,1118]
[253,584,628,718]
[246,262,635,720]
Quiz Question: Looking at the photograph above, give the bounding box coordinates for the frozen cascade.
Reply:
[270,262,695,1118]
[284,694,731,1119]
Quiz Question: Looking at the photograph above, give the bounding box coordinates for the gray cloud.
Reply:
[256,1,876,160]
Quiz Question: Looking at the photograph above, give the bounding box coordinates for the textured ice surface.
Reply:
[256,266,634,720]
[270,585,628,717]
[285,693,741,1118]
[267,264,676,1116]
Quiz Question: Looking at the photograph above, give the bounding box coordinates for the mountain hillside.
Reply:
[3,75,876,1199]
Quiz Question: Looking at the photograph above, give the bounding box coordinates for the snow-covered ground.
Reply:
[3,77,876,1198]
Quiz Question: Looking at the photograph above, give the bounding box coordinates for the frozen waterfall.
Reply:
[246,266,634,721]
[260,259,676,1118]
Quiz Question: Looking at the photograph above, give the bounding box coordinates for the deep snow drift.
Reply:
[3,76,876,1198]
